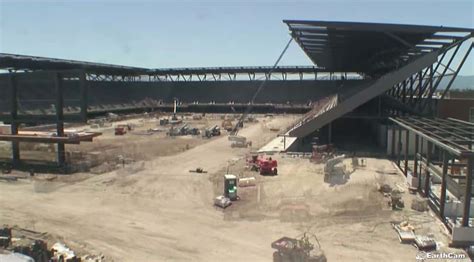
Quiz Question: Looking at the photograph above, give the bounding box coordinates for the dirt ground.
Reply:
[0,114,470,261]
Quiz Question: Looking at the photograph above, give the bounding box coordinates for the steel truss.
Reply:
[390,117,473,242]
[84,66,361,82]
[387,35,473,115]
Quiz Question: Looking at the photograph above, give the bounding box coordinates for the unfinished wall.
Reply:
[386,127,432,156]
[437,98,474,122]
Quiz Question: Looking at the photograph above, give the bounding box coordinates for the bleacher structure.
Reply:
[284,20,473,138]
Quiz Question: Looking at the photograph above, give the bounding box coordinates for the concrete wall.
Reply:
[386,127,431,156]
[438,98,474,122]
[445,200,474,218]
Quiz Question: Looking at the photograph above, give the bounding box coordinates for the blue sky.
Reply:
[0,0,473,75]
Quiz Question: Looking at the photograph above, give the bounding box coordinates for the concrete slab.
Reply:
[258,136,297,153]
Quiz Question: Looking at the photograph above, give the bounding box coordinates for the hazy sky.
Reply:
[1,0,473,75]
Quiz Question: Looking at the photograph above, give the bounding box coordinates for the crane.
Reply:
[229,37,293,136]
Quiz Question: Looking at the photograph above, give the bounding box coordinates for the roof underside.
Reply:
[0,53,330,76]
[284,20,474,76]
[0,53,149,75]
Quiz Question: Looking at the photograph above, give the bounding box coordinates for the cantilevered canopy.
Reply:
[284,20,474,76]
[0,53,149,75]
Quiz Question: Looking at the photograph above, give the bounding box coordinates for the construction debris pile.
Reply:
[0,226,105,262]
[271,233,327,262]
[391,221,437,251]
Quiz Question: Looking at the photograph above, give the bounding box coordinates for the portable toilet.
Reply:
[224,174,238,201]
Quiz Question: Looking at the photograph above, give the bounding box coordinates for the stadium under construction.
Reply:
[0,20,473,261]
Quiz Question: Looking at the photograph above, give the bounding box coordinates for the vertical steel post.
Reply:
[418,138,424,190]
[404,129,409,176]
[440,151,449,218]
[424,141,432,197]
[79,71,88,121]
[462,158,473,227]
[413,135,419,178]
[54,72,66,167]
[9,75,20,165]
[397,126,402,167]
[391,126,396,158]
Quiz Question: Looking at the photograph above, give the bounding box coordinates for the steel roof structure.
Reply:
[0,53,333,76]
[389,117,474,157]
[284,20,474,76]
[0,53,149,75]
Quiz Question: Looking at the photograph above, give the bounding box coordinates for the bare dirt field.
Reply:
[0,114,469,261]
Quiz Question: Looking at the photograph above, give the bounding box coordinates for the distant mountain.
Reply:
[438,75,474,90]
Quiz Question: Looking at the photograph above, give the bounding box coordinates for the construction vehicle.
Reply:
[159,118,169,126]
[222,119,234,132]
[224,174,238,201]
[169,99,183,125]
[114,124,132,135]
[186,127,200,136]
[248,154,278,175]
[271,233,326,262]
[323,154,345,178]
[167,124,188,136]
[228,135,252,148]
[311,144,334,163]
[229,37,293,136]
[203,125,221,138]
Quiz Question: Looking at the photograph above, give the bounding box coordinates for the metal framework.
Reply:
[0,53,362,82]
[390,117,473,241]
[284,21,473,138]
[0,70,98,171]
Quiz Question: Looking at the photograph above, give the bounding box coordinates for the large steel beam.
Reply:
[289,51,439,137]
[441,43,473,99]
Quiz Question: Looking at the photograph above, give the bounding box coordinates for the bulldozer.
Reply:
[271,233,326,262]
